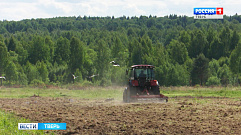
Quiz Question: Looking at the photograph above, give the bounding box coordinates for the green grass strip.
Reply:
[161,87,241,98]
[0,87,124,100]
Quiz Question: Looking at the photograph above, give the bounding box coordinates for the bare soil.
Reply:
[1,97,241,134]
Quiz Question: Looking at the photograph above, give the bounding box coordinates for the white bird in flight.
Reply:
[109,61,120,67]
[88,74,99,78]
[72,74,78,79]
[0,76,5,80]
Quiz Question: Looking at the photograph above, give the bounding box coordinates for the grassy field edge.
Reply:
[1,86,241,99]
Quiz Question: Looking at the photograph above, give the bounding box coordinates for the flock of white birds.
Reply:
[0,61,120,81]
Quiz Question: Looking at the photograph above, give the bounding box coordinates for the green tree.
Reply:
[191,53,209,85]
[5,61,18,83]
[69,37,85,74]
[208,59,220,77]
[155,63,189,86]
[54,37,70,65]
[127,38,135,65]
[16,64,28,85]
[168,64,189,86]
[24,61,39,84]
[36,61,49,83]
[178,30,190,46]
[0,35,4,42]
[111,36,128,66]
[141,35,153,56]
[217,64,232,86]
[8,36,17,51]
[45,36,55,63]
[147,17,156,28]
[206,27,216,46]
[167,39,189,65]
[8,51,18,64]
[112,36,123,58]
[189,30,208,58]
[152,43,169,67]
[131,39,142,65]
[218,57,229,67]
[208,36,222,59]
[206,76,221,86]
[48,62,68,83]
[230,30,240,51]
[0,41,8,75]
[110,66,126,85]
[96,39,111,86]
[155,63,171,86]
[15,44,28,65]
[74,68,83,83]
[229,43,241,83]
[84,48,97,80]
[219,27,231,56]
[29,36,50,64]
[184,58,194,85]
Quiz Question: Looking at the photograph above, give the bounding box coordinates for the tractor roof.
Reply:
[131,65,155,69]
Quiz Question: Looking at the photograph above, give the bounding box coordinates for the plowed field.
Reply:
[1,97,241,134]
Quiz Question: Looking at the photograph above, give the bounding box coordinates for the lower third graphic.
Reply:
[18,123,66,130]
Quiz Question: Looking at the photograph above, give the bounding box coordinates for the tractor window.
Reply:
[135,68,153,79]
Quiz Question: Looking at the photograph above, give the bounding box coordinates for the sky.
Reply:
[0,0,240,21]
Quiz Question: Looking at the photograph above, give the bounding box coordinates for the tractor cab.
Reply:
[128,65,158,88]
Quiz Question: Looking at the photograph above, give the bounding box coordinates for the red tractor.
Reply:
[123,65,168,103]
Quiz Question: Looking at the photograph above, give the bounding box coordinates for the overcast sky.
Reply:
[0,0,240,21]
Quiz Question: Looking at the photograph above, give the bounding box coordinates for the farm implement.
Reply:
[123,65,168,103]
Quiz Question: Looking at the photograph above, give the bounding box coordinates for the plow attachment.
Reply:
[123,88,168,103]
[131,94,168,102]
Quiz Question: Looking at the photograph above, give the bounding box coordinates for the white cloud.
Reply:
[0,2,52,21]
[0,0,240,21]
[37,0,72,14]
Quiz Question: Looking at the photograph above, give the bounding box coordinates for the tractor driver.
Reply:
[139,70,146,78]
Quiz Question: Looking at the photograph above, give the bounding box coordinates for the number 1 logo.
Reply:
[216,7,223,15]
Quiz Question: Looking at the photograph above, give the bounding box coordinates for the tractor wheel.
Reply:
[152,86,160,95]
[123,87,130,103]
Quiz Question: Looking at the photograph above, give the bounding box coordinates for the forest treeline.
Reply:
[0,14,241,86]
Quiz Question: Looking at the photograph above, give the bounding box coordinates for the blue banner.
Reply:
[38,123,66,130]
[194,8,216,15]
